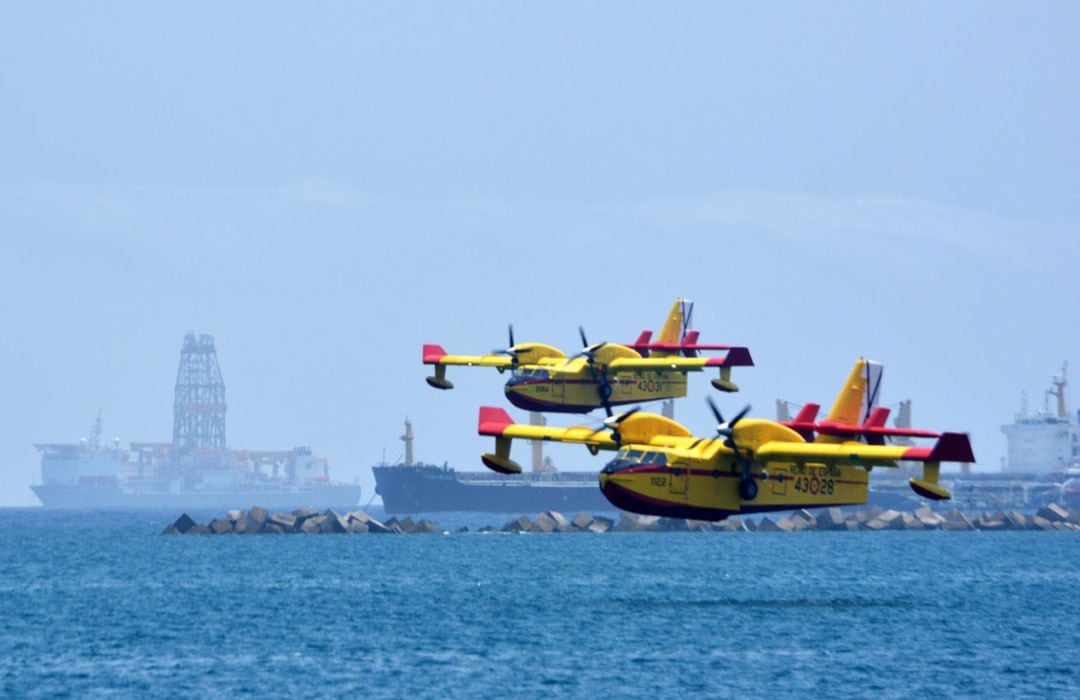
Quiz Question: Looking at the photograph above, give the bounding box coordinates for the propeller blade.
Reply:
[730,404,752,427]
[579,326,589,349]
[707,397,724,425]
[508,324,515,350]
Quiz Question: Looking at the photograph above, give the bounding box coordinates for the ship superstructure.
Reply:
[32,333,361,509]
[1001,362,1080,473]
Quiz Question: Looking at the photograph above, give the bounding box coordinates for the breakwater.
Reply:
[165,503,1080,534]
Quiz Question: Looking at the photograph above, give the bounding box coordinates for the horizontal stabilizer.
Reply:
[901,432,975,463]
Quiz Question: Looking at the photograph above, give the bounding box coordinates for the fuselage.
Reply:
[597,447,870,520]
[503,368,688,413]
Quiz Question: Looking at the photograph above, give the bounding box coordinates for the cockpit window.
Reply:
[627,449,645,461]
[534,369,549,379]
[616,448,630,460]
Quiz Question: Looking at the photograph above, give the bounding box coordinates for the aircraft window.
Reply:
[627,450,645,461]
[523,369,535,377]
[616,448,630,460]
[534,370,549,379]
[654,453,667,465]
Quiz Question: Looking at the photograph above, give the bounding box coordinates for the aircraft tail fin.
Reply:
[826,359,884,427]
[656,298,693,345]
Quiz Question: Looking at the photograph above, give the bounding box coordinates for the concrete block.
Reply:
[208,518,232,535]
[299,516,325,533]
[1037,503,1069,523]
[587,519,611,533]
[186,524,210,535]
[503,515,533,533]
[546,511,570,529]
[397,517,418,534]
[271,512,297,531]
[902,514,926,530]
[878,510,905,530]
[532,513,556,533]
[816,508,846,531]
[743,518,759,532]
[850,510,870,524]
[757,517,781,532]
[162,525,181,535]
[864,518,891,531]
[845,521,862,531]
[793,509,817,527]
[347,510,372,525]
[349,520,369,533]
[593,516,615,531]
[776,517,796,532]
[1004,511,1027,530]
[659,518,690,532]
[865,505,883,520]
[248,506,269,528]
[262,523,285,534]
[233,514,259,534]
[720,517,747,532]
[686,520,713,532]
[571,512,594,529]
[913,506,934,520]
[615,513,661,531]
[226,509,244,523]
[292,506,318,523]
[477,525,497,533]
[974,519,1006,531]
[455,526,469,534]
[167,513,199,534]
[415,519,442,534]
[366,519,394,534]
[319,511,349,534]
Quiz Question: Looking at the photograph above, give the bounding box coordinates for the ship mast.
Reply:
[1047,361,1069,418]
[400,419,414,466]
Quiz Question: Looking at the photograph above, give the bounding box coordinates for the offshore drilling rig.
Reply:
[32,333,362,509]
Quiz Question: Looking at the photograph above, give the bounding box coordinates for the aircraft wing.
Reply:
[755,432,974,467]
[422,344,514,369]
[478,407,616,449]
[607,347,754,372]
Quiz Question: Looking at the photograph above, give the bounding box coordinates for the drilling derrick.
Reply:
[172,333,227,450]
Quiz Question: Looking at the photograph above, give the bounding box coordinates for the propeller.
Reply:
[707,397,756,496]
[587,406,641,447]
[575,325,614,417]
[491,324,522,362]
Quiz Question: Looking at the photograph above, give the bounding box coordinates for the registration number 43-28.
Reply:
[792,476,835,495]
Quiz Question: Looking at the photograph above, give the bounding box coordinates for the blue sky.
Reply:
[1,2,1078,505]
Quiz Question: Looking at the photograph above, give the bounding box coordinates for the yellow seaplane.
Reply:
[475,359,974,520]
[423,299,753,415]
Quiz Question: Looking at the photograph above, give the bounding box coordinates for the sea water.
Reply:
[1,509,1077,698]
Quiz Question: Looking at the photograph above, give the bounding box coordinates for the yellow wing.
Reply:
[476,407,696,474]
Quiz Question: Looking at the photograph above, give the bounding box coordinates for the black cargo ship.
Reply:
[373,463,610,515]
[372,420,612,515]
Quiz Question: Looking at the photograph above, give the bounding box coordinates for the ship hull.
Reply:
[373,465,612,515]
[31,483,363,510]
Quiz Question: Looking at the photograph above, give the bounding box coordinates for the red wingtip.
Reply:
[478,406,515,436]
[422,344,448,364]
